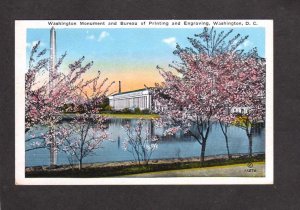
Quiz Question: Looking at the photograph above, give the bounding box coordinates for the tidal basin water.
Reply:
[25,118,265,167]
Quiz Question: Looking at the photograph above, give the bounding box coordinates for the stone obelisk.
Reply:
[49,27,58,167]
[49,27,56,90]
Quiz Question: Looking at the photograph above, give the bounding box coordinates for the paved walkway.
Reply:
[123,162,265,177]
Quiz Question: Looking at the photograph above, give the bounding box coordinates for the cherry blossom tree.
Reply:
[153,27,265,163]
[122,120,159,165]
[25,41,52,133]
[26,42,92,151]
[25,42,115,168]
[25,41,68,155]
[214,51,265,158]
[226,55,265,157]
[59,72,114,170]
[153,56,220,164]
[25,41,89,135]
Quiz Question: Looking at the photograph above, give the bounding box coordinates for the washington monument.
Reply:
[49,27,58,166]
[49,27,57,91]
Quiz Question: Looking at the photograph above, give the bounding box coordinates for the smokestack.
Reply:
[119,81,121,93]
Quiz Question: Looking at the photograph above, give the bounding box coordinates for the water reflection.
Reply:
[26,118,265,167]
[117,136,120,149]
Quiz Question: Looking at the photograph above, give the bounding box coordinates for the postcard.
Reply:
[15,20,273,185]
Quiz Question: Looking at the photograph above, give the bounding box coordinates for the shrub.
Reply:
[142,109,150,114]
[134,107,141,114]
[104,105,112,111]
[122,108,132,114]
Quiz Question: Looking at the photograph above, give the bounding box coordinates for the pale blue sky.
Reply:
[26,27,265,92]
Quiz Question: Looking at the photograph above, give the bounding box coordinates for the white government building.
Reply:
[108,86,153,111]
[108,82,253,114]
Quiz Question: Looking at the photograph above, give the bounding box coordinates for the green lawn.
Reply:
[100,113,160,119]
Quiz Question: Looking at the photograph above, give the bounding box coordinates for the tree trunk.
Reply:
[200,140,207,165]
[218,121,231,160]
[225,135,231,159]
[79,159,83,170]
[247,134,253,157]
[137,157,141,166]
[50,128,57,167]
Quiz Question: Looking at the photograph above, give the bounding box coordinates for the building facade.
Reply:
[108,88,152,111]
[231,106,251,114]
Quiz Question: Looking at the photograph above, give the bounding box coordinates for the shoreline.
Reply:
[26,153,265,175]
[61,112,160,120]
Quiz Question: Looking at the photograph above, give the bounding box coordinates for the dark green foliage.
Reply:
[60,103,75,113]
[103,108,152,114]
[134,107,141,114]
[142,109,150,114]
[26,154,264,177]
[77,104,85,113]
[98,97,110,110]
[122,108,132,113]
[104,105,112,111]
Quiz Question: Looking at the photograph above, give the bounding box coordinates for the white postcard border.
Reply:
[15,20,273,185]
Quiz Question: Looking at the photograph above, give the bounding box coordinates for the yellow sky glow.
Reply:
[76,65,164,96]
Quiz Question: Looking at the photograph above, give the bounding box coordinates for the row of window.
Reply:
[110,96,150,110]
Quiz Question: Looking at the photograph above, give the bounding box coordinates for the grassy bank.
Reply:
[100,113,160,119]
[62,113,160,119]
[26,154,265,178]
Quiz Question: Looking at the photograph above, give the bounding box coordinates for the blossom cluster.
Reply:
[25,42,113,166]
[152,27,265,143]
